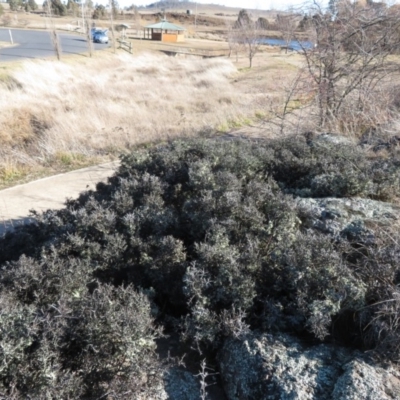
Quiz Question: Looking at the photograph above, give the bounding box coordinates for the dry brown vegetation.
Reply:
[3,0,399,190]
[0,0,304,188]
[0,49,297,187]
[0,2,302,190]
[1,39,399,189]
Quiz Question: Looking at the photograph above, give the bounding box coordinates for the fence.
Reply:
[159,46,229,58]
[147,43,228,58]
[117,39,132,54]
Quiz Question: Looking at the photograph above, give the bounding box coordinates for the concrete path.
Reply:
[0,161,119,235]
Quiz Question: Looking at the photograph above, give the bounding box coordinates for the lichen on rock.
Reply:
[219,333,400,400]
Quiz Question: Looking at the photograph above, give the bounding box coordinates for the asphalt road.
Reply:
[0,28,108,61]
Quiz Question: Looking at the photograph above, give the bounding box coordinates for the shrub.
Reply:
[1,14,11,26]
[0,257,163,396]
[1,136,400,396]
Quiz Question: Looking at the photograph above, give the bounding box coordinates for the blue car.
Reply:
[91,28,109,43]
[91,28,101,39]
[93,31,109,44]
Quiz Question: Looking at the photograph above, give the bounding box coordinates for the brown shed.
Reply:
[144,20,185,43]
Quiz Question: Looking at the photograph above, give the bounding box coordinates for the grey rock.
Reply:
[296,197,400,240]
[333,358,400,400]
[219,333,400,400]
[219,333,350,400]
[359,130,400,152]
[164,367,201,400]
[314,133,355,146]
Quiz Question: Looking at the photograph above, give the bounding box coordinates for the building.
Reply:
[144,20,185,43]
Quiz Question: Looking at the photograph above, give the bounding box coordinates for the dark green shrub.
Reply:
[259,232,366,339]
[1,136,400,396]
[0,258,163,396]
[348,227,400,361]
[60,284,164,397]
[263,136,400,200]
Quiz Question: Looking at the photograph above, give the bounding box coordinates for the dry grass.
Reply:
[0,51,287,186]
[11,34,387,187]
[0,0,306,188]
[4,53,238,147]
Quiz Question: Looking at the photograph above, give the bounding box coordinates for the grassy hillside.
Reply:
[0,48,301,188]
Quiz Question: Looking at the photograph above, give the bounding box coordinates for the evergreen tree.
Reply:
[7,0,20,11]
[43,0,67,15]
[50,0,67,15]
[256,17,268,30]
[67,0,79,16]
[235,8,252,28]
[328,0,337,14]
[111,0,118,18]
[92,4,106,19]
[25,0,38,11]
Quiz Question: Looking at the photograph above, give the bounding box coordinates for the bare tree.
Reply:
[298,0,400,128]
[267,68,316,134]
[226,22,243,62]
[234,9,262,68]
[275,13,300,53]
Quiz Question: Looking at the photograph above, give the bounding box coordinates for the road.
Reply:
[0,28,108,61]
[0,162,119,236]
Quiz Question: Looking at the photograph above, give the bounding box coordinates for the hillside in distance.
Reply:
[139,0,275,20]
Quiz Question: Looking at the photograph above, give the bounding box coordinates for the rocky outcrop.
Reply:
[359,130,400,152]
[163,368,201,400]
[314,132,355,146]
[296,197,400,240]
[333,359,400,400]
[219,333,400,400]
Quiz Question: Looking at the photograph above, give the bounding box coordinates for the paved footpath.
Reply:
[0,161,119,235]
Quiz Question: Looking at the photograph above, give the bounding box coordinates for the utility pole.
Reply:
[81,0,85,33]
[84,0,93,57]
[194,1,197,36]
[108,0,116,53]
[46,0,61,60]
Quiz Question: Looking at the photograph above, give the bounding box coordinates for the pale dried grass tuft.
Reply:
[0,53,255,169]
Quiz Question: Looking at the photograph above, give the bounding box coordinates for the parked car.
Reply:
[93,31,109,44]
[91,28,101,40]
